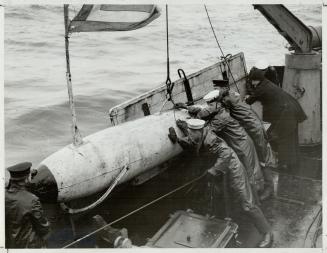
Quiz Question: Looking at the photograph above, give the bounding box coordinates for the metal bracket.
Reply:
[178,69,194,105]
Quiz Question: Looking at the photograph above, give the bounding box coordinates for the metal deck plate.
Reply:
[146,210,238,248]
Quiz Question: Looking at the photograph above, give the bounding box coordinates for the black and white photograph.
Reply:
[2,2,323,249]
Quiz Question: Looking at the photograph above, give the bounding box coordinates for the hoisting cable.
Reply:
[62,171,207,248]
[160,4,177,122]
[165,4,174,103]
[204,5,240,93]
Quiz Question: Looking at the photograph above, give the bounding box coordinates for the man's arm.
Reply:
[30,198,50,239]
[177,136,194,150]
[245,94,259,105]
[245,82,265,105]
[174,103,202,116]
[186,105,202,116]
[196,106,220,121]
[168,126,193,149]
[205,133,232,176]
[208,145,232,176]
[176,119,188,136]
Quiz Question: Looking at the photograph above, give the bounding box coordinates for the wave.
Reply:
[116,36,140,42]
[5,38,57,48]
[5,11,34,20]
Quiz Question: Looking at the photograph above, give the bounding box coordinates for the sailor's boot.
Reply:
[258,232,274,248]
[246,205,273,247]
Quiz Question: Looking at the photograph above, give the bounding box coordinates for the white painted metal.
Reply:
[109,53,248,125]
[283,53,321,145]
[37,110,190,202]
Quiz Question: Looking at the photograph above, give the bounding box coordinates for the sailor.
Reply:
[253,59,281,86]
[245,67,307,171]
[213,80,276,201]
[168,119,273,248]
[175,91,264,195]
[5,162,50,248]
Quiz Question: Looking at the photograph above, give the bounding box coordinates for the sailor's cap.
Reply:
[213,79,229,88]
[203,90,220,103]
[254,59,269,70]
[187,119,205,130]
[7,162,32,180]
[248,68,266,81]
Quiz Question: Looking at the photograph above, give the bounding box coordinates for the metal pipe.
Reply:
[308,26,322,49]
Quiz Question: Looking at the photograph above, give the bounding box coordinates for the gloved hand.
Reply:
[205,171,216,184]
[204,170,224,202]
[176,119,188,130]
[206,168,224,183]
[174,102,187,109]
[168,127,178,143]
[244,94,250,104]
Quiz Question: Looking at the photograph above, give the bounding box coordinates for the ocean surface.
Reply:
[4,4,321,177]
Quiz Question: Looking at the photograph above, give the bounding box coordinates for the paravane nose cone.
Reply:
[30,164,58,203]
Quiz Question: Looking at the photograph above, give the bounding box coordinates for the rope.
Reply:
[311,212,322,247]
[60,166,129,214]
[160,4,177,122]
[165,5,174,102]
[204,5,240,93]
[62,172,206,248]
[303,204,322,247]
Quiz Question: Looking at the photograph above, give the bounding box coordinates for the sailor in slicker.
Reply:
[245,67,307,171]
[213,80,276,201]
[5,162,50,248]
[175,91,264,195]
[168,119,273,248]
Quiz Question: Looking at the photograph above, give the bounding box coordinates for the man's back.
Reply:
[194,105,263,190]
[197,104,248,142]
[6,185,50,248]
[247,79,307,123]
[222,94,269,163]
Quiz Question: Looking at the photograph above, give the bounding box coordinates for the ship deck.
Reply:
[45,150,322,248]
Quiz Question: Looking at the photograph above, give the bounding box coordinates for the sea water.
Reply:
[4,4,321,173]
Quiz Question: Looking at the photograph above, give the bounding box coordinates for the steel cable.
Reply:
[62,172,207,248]
[204,5,240,93]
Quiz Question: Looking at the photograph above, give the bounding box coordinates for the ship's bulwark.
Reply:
[31,109,190,202]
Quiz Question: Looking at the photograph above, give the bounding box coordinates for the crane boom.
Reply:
[253,5,313,53]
